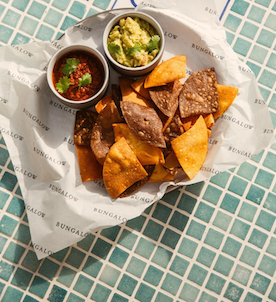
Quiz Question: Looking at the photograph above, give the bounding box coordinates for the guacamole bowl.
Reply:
[47,44,109,109]
[103,12,165,77]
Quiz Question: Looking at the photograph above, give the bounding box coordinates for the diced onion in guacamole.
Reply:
[107,16,160,67]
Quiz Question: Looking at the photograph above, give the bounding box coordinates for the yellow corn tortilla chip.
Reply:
[213,84,239,119]
[163,151,180,170]
[131,75,151,100]
[171,115,208,179]
[113,123,164,165]
[103,137,148,198]
[119,77,153,107]
[204,113,215,129]
[182,113,214,131]
[95,94,113,114]
[144,55,186,88]
[120,165,155,198]
[76,145,102,181]
[148,164,174,182]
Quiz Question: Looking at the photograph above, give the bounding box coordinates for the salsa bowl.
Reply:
[103,11,165,77]
[47,44,109,109]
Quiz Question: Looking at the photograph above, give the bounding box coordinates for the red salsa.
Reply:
[52,50,105,101]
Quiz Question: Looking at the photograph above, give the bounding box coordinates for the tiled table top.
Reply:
[1,0,276,301]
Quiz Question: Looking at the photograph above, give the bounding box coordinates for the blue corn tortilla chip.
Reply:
[179,68,219,118]
[149,80,183,118]
[120,101,166,148]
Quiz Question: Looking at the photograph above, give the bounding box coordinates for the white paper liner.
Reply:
[0,0,274,259]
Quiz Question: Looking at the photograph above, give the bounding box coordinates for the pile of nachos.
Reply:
[73,55,239,199]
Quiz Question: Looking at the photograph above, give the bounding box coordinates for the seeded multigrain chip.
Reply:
[179,68,219,119]
[120,101,166,148]
[149,80,183,118]
[74,110,97,146]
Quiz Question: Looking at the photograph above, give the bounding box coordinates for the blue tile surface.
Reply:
[1,0,276,301]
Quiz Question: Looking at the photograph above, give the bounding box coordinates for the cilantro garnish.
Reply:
[147,35,160,52]
[126,44,143,56]
[108,43,122,55]
[55,76,73,93]
[62,58,80,76]
[79,73,92,88]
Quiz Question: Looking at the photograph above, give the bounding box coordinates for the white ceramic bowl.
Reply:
[47,44,109,109]
[103,12,165,77]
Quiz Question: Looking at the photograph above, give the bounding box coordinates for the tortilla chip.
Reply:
[204,113,215,129]
[119,77,153,107]
[95,94,113,114]
[103,137,148,198]
[112,84,123,117]
[213,84,239,119]
[149,80,183,117]
[131,76,151,100]
[148,164,174,182]
[163,113,185,143]
[182,118,192,131]
[171,115,208,179]
[120,101,166,148]
[179,68,219,118]
[74,110,97,146]
[120,165,155,197]
[113,123,164,165]
[76,145,102,181]
[163,151,180,169]
[144,55,186,88]
[91,100,123,165]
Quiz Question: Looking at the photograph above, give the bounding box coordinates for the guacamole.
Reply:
[107,16,160,67]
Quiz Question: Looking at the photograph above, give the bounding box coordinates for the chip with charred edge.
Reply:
[119,77,153,107]
[179,68,219,119]
[95,94,113,114]
[144,55,186,88]
[131,75,151,100]
[120,165,155,198]
[91,100,123,165]
[103,137,148,199]
[113,123,164,165]
[213,84,239,119]
[120,101,166,148]
[74,110,97,146]
[148,163,174,182]
[149,80,183,118]
[171,115,208,179]
[76,145,102,181]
